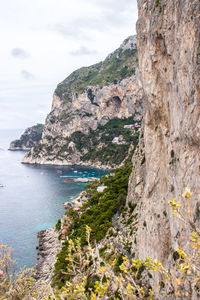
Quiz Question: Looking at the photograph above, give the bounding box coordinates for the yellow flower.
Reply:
[174,278,181,285]
[182,188,192,199]
[174,291,180,296]
[149,289,154,295]
[91,293,97,300]
[195,277,200,284]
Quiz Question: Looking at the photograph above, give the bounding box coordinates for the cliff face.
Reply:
[31,2,200,298]
[9,124,43,150]
[31,3,200,296]
[23,36,144,168]
[127,0,200,289]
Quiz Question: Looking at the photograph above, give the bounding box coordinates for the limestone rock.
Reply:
[9,124,43,150]
[36,227,61,283]
[22,36,144,167]
[127,0,200,296]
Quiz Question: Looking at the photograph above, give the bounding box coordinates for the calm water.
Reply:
[0,129,106,269]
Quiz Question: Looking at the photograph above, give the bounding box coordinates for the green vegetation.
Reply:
[55,40,138,102]
[169,149,177,165]
[141,155,146,165]
[11,124,43,149]
[156,0,160,6]
[128,202,137,213]
[55,219,61,232]
[114,254,124,275]
[70,164,132,242]
[99,245,108,257]
[53,164,132,287]
[163,210,167,217]
[0,243,49,299]
[82,144,129,166]
[31,142,44,158]
[87,88,99,106]
[60,117,140,166]
[53,227,157,299]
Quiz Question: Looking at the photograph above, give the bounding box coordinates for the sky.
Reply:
[0,0,138,130]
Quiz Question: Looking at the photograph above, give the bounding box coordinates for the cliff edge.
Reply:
[127,0,200,295]
[9,124,43,151]
[22,36,144,168]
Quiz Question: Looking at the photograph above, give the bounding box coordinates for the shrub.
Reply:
[54,43,138,101]
[53,164,132,287]
[55,219,61,232]
[0,244,49,299]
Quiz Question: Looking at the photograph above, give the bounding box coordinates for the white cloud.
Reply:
[21,70,35,80]
[69,47,97,56]
[0,0,138,129]
[11,48,30,59]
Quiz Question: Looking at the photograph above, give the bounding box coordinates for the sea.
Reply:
[0,129,106,270]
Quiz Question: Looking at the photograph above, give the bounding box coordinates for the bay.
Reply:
[0,129,106,269]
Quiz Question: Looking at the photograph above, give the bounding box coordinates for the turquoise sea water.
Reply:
[0,129,106,269]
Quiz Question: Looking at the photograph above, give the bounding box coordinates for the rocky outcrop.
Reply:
[9,124,43,150]
[29,2,199,298]
[36,227,61,283]
[63,191,88,211]
[22,36,144,167]
[63,177,100,183]
[127,0,200,295]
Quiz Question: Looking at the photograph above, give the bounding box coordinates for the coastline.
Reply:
[8,147,29,151]
[34,164,109,285]
[21,159,112,171]
[63,191,88,211]
[21,161,112,171]
[36,227,61,283]
[35,191,88,283]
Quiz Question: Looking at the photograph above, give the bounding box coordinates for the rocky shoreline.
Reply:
[63,177,100,183]
[35,183,108,289]
[36,227,61,283]
[9,147,29,151]
[35,191,87,283]
[9,124,43,151]
[22,159,112,170]
[63,191,88,211]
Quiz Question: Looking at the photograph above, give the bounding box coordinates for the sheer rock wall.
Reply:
[127,0,200,293]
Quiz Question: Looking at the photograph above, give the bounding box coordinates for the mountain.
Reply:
[40,1,199,298]
[9,124,43,150]
[5,1,200,299]
[22,36,144,168]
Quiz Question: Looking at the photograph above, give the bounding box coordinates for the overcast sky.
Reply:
[0,0,138,130]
